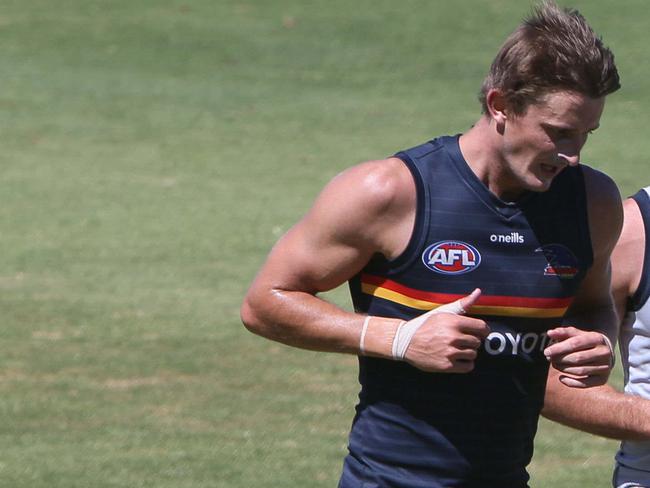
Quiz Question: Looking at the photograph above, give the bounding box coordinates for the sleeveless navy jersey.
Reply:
[340,135,593,488]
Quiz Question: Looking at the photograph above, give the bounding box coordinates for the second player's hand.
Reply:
[404,289,490,373]
[544,326,613,387]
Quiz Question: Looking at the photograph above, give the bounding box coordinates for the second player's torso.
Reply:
[618,187,650,471]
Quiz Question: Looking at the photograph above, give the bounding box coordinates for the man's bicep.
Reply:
[258,217,374,295]
[252,163,403,294]
[572,253,613,310]
[561,244,619,345]
[247,157,416,307]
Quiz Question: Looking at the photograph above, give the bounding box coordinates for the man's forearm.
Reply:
[241,287,364,354]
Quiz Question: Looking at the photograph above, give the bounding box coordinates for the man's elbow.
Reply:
[541,368,567,419]
[240,295,265,336]
[241,286,301,342]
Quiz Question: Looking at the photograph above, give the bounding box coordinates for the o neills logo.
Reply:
[490,232,524,244]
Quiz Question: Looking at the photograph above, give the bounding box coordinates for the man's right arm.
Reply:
[241,158,413,355]
[240,158,488,371]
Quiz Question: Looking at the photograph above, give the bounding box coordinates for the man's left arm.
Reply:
[543,166,623,388]
[543,195,650,438]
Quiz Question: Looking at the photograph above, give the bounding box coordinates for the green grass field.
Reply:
[1,1,648,486]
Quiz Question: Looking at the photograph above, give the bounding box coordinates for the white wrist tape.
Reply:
[359,316,371,355]
[391,299,467,360]
[599,333,616,367]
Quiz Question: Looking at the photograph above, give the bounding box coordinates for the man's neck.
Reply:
[458,117,524,202]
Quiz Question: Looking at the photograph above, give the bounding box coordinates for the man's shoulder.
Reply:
[580,164,620,202]
[576,164,621,220]
[307,157,418,260]
[339,157,416,215]
[579,164,623,257]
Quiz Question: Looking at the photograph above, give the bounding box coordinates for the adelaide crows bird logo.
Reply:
[534,244,579,279]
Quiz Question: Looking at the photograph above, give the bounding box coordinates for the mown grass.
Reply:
[0,1,646,486]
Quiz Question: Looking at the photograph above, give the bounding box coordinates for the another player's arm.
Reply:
[542,382,650,439]
[543,197,650,440]
[543,166,623,387]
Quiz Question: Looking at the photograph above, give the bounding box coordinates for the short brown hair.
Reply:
[479,1,620,114]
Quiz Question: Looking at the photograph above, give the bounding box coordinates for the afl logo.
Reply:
[422,241,482,275]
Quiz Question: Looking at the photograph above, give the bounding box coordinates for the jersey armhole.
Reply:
[575,165,595,270]
[629,189,650,311]
[381,151,429,273]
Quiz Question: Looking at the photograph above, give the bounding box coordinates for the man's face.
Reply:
[499,90,605,196]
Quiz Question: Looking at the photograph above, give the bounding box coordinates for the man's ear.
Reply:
[485,89,508,131]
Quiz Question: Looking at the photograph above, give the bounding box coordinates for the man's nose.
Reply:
[557,152,580,166]
[557,134,587,166]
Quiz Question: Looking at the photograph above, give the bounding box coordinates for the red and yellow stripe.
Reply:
[361,274,572,318]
